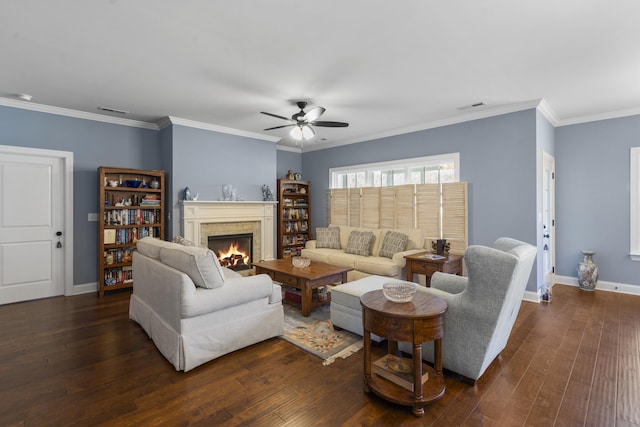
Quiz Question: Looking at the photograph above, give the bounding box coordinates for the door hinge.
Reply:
[552,266,555,273]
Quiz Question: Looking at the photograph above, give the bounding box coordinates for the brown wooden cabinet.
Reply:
[277,179,311,259]
[98,167,165,296]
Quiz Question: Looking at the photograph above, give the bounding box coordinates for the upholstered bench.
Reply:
[331,275,415,343]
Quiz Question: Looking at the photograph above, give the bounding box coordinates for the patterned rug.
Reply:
[281,303,363,366]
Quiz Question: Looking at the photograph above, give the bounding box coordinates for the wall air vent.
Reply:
[98,106,130,114]
[457,102,486,111]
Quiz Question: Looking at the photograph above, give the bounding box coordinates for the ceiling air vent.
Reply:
[98,106,129,114]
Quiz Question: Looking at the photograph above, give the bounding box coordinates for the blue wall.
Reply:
[555,115,640,285]
[0,106,160,287]
[168,124,278,237]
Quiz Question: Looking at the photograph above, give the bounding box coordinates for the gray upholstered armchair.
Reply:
[400,237,537,384]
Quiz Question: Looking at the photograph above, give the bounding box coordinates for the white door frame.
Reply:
[542,151,556,289]
[0,145,74,296]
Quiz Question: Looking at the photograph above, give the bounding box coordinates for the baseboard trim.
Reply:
[555,275,640,296]
[523,290,540,303]
[69,282,98,296]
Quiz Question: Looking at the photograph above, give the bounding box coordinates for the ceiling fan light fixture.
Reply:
[290,124,314,141]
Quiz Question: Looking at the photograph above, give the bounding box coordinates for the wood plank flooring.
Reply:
[0,284,638,426]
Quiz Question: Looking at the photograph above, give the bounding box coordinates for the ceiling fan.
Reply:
[261,101,349,141]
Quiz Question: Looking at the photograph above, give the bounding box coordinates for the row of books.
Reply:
[104,209,161,226]
[104,248,133,264]
[282,198,308,207]
[283,221,308,233]
[282,246,304,258]
[281,207,308,220]
[104,193,160,207]
[104,266,133,286]
[282,234,308,247]
[104,226,160,245]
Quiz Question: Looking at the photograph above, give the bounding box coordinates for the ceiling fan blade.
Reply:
[310,121,349,128]
[263,124,296,131]
[261,111,293,121]
[303,106,325,123]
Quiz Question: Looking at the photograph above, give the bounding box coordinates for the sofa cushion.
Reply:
[344,230,374,256]
[316,226,341,249]
[378,231,409,258]
[137,236,177,259]
[354,256,402,277]
[160,245,225,289]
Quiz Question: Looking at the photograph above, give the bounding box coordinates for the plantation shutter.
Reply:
[394,184,415,228]
[442,182,468,255]
[415,183,441,243]
[361,187,380,229]
[329,188,348,226]
[349,188,361,227]
[379,187,395,228]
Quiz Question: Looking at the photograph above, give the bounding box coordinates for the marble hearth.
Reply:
[181,201,277,262]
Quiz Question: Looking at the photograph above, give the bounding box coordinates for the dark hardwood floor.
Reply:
[1,284,638,426]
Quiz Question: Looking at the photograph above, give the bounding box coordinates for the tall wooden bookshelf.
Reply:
[98,167,165,296]
[277,179,311,258]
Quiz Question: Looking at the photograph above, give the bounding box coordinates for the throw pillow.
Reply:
[344,230,374,256]
[379,231,409,259]
[160,245,225,289]
[316,226,341,249]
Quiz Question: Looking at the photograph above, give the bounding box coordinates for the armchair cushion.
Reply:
[160,245,225,289]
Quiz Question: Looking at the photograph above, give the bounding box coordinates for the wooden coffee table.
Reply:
[361,290,447,417]
[253,259,352,317]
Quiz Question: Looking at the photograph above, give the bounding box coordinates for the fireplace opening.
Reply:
[208,233,253,271]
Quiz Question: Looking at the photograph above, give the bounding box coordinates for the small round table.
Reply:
[361,290,447,417]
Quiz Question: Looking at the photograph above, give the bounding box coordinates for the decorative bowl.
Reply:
[382,282,417,303]
[107,180,119,187]
[291,256,311,268]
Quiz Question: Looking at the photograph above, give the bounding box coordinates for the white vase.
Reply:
[577,250,598,291]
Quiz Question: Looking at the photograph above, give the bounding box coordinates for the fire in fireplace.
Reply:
[208,233,253,271]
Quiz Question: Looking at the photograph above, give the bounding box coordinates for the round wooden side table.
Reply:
[361,289,447,417]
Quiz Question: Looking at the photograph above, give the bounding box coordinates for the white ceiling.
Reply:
[2,1,640,150]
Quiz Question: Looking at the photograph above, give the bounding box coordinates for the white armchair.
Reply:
[400,237,537,383]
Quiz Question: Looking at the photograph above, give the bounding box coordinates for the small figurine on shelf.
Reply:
[262,185,274,201]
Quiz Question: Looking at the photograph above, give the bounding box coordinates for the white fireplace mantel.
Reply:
[181,200,278,261]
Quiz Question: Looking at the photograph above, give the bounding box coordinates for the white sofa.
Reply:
[301,225,426,281]
[129,237,284,372]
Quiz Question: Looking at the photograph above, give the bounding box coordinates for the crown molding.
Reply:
[557,106,640,127]
[0,97,159,130]
[303,99,547,152]
[164,116,280,142]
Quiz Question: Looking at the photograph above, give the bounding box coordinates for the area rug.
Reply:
[281,303,363,366]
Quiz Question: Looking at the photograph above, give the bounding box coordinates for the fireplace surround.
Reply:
[181,201,277,262]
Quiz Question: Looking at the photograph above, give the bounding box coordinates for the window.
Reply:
[631,148,640,260]
[330,153,459,189]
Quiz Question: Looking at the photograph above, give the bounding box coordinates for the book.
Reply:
[104,229,116,244]
[372,354,429,392]
[422,253,445,260]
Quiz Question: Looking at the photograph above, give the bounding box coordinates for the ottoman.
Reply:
[331,275,415,343]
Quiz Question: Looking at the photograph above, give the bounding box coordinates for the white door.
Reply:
[542,152,556,287]
[0,150,65,304]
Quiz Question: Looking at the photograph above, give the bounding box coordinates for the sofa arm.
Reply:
[305,240,317,249]
[390,248,427,267]
[430,271,468,294]
[182,273,278,318]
